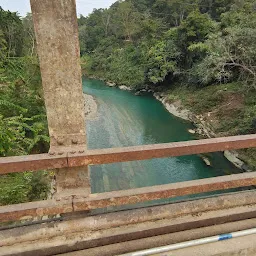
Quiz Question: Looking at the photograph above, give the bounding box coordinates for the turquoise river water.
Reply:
[83,79,240,205]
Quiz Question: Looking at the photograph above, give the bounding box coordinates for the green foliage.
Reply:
[193,4,256,87]
[178,11,216,45]
[0,7,50,205]
[106,47,145,87]
[153,0,198,26]
[199,0,233,20]
[0,171,51,205]
[0,56,50,205]
[0,7,23,57]
[22,13,36,56]
[0,29,7,59]
[80,0,256,90]
[0,56,49,154]
[167,82,255,137]
[176,10,217,68]
[145,40,179,83]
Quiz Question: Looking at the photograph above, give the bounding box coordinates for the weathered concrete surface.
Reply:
[1,192,256,255]
[54,166,90,198]
[50,220,256,256]
[30,0,89,197]
[1,191,256,239]
[30,0,86,148]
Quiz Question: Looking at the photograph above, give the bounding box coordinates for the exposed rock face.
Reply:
[191,114,216,138]
[188,129,196,134]
[135,89,148,96]
[154,93,191,121]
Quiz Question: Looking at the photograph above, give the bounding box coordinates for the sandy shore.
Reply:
[84,94,98,120]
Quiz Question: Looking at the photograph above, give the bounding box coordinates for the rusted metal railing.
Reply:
[0,134,256,222]
[1,134,256,174]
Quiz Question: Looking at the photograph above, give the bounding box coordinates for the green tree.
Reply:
[115,1,142,41]
[193,2,256,87]
[199,0,233,20]
[0,7,23,57]
[153,0,198,27]
[177,10,216,68]
[22,13,36,56]
[145,38,180,84]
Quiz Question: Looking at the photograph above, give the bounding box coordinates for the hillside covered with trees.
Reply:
[80,0,256,89]
[79,0,256,167]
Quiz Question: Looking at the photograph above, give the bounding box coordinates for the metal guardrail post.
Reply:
[30,0,90,199]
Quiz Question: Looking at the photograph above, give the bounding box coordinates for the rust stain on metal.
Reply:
[0,154,68,174]
[0,135,256,174]
[68,134,256,167]
[73,172,256,211]
[0,199,73,223]
[0,172,255,222]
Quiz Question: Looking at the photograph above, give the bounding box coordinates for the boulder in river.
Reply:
[200,155,211,166]
[188,129,196,134]
[135,89,148,96]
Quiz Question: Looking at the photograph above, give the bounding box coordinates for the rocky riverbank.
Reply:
[86,76,132,91]
[153,92,251,172]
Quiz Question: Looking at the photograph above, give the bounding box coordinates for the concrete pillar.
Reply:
[30,0,90,198]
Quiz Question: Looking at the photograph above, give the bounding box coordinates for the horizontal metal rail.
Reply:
[1,172,256,222]
[73,172,256,211]
[1,134,256,175]
[0,154,68,175]
[68,134,256,167]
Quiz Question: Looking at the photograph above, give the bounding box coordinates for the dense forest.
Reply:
[0,8,50,204]
[0,0,255,205]
[80,0,256,89]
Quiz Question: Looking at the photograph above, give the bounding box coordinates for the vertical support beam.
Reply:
[30,0,85,148]
[30,0,90,198]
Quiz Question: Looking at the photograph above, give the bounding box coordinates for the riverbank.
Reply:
[153,91,253,171]
[152,83,256,171]
[99,78,255,171]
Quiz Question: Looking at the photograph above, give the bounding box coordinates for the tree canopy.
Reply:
[79,0,256,89]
